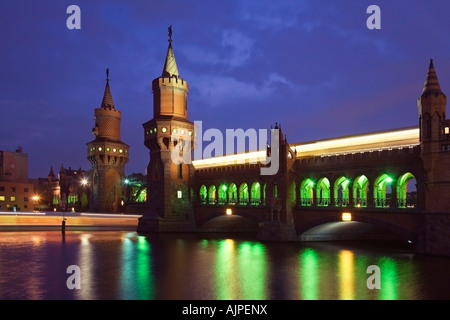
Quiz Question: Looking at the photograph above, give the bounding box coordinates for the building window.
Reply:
[0,186,4,191]
[0,196,5,201]
[11,187,16,192]
[10,196,15,201]
[445,127,450,135]
[24,188,29,192]
[24,197,29,202]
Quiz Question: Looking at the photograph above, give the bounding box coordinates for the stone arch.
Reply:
[316,177,330,207]
[353,175,369,207]
[300,178,314,206]
[396,172,416,208]
[208,185,217,204]
[334,176,350,207]
[228,183,237,205]
[239,182,249,205]
[218,183,228,205]
[374,174,393,208]
[199,184,207,204]
[251,181,261,205]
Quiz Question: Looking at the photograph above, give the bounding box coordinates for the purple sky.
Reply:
[1,0,450,178]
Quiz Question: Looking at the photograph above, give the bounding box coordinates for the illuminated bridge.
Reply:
[134,27,450,258]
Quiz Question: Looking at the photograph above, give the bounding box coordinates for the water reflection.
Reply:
[0,231,448,300]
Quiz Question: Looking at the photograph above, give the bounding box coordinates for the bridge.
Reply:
[133,30,450,257]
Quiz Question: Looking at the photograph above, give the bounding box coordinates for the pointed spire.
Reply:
[101,68,115,109]
[162,25,179,78]
[48,166,55,178]
[422,59,443,96]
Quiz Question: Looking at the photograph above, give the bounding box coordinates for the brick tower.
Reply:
[137,26,196,232]
[418,59,450,212]
[86,69,129,213]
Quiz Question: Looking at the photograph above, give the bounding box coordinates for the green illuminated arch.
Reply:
[300,178,315,206]
[228,183,237,204]
[334,176,350,207]
[374,174,393,208]
[352,175,368,207]
[199,185,207,204]
[208,185,217,204]
[251,182,261,205]
[239,183,249,205]
[396,172,416,208]
[218,183,227,205]
[316,177,330,206]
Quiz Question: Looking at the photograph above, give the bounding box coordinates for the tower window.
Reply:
[445,127,449,135]
[162,127,167,133]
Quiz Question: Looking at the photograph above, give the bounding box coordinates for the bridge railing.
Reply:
[296,197,417,210]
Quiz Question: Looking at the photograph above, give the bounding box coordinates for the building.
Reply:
[0,147,35,211]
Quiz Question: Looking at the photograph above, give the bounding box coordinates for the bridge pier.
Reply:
[256,221,298,242]
[137,215,197,233]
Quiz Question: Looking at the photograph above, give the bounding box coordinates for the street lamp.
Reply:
[32,195,40,212]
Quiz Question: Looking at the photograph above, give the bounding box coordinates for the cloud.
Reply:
[180,29,254,69]
[237,0,307,31]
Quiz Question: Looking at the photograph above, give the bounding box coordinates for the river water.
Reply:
[0,230,449,300]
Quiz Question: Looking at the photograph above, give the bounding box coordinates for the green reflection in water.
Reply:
[121,236,134,299]
[238,241,267,300]
[299,248,319,300]
[215,239,236,300]
[377,257,398,300]
[136,235,153,300]
[121,235,154,300]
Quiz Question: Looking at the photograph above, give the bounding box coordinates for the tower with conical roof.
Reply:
[86,69,129,213]
[418,59,447,153]
[417,59,450,212]
[137,26,196,232]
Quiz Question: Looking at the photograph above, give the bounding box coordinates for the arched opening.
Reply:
[316,177,330,207]
[352,175,369,207]
[228,183,237,205]
[251,182,261,205]
[396,172,416,208]
[239,182,249,205]
[199,185,207,204]
[208,185,217,204]
[334,176,350,207]
[300,178,314,206]
[374,174,393,208]
[218,183,227,205]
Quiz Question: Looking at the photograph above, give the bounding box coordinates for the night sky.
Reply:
[1,1,449,178]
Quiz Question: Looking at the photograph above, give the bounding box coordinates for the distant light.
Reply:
[177,190,182,199]
[81,178,88,186]
[226,208,232,216]
[342,212,352,221]
[385,177,393,183]
[124,179,130,184]
[408,240,412,244]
